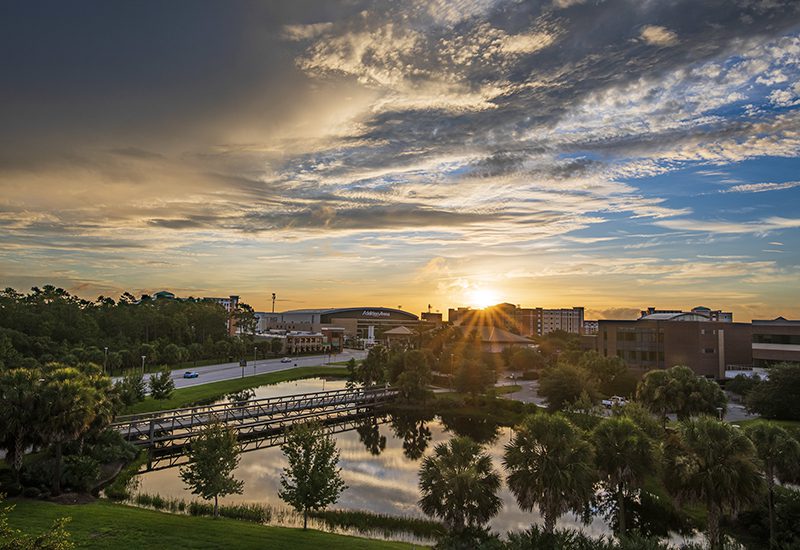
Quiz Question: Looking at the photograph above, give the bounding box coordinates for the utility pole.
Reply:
[272,292,276,313]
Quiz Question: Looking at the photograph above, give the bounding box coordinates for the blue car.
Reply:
[183,371,199,379]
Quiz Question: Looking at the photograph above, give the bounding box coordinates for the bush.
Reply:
[21,486,42,499]
[725,374,761,398]
[114,374,147,406]
[104,451,147,501]
[62,455,100,492]
[149,368,175,400]
[520,370,539,380]
[86,429,138,464]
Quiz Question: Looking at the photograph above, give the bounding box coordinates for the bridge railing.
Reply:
[111,386,399,444]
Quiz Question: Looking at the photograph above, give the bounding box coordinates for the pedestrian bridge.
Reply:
[111,386,398,471]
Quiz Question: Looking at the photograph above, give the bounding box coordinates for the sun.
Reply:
[468,288,500,309]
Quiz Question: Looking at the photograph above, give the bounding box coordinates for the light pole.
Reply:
[103,346,109,375]
[253,346,257,376]
[141,355,146,376]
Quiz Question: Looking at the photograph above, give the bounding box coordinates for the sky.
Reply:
[1,0,800,321]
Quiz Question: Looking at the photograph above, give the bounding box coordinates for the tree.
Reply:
[510,348,546,372]
[726,373,761,399]
[578,352,638,398]
[454,358,494,397]
[278,421,346,529]
[395,350,433,402]
[636,365,727,423]
[149,368,175,400]
[663,416,763,550]
[39,366,101,494]
[0,368,42,475]
[591,416,657,536]
[270,338,284,357]
[114,373,146,406]
[503,413,596,534]
[179,420,244,517]
[538,363,598,411]
[744,422,800,548]
[418,436,502,534]
[747,363,800,420]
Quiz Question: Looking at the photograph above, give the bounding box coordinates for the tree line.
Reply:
[0,286,276,374]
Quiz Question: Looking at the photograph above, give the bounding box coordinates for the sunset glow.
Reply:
[1,2,799,321]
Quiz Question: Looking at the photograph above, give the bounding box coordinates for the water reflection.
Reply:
[356,416,387,456]
[134,378,693,544]
[389,410,434,460]
[439,411,500,444]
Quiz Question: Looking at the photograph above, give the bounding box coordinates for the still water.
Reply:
[134,378,691,543]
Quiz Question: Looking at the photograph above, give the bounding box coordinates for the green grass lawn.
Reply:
[731,418,800,429]
[122,366,349,415]
[6,499,412,550]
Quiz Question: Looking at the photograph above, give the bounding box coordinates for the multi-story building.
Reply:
[640,306,733,323]
[540,307,585,335]
[597,312,752,378]
[448,303,585,337]
[256,307,419,343]
[751,317,800,366]
[421,311,443,324]
[583,320,599,335]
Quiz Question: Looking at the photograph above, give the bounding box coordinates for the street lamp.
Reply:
[253,346,257,376]
[103,346,109,375]
[141,355,146,376]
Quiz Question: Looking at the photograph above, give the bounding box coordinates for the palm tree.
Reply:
[745,422,800,549]
[664,416,763,550]
[0,368,42,476]
[39,366,100,494]
[418,436,503,534]
[591,416,657,536]
[503,413,596,534]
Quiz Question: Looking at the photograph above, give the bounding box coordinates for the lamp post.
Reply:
[103,346,109,375]
[253,346,257,376]
[141,355,146,376]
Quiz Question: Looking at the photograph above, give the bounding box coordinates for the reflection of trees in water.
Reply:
[438,413,500,445]
[595,489,697,538]
[356,416,386,456]
[389,411,435,460]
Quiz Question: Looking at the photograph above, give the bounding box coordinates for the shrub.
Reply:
[62,455,100,492]
[149,369,175,400]
[21,486,42,499]
[114,374,147,406]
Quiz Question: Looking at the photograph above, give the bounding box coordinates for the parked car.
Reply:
[183,371,199,379]
[280,357,292,363]
[601,395,627,408]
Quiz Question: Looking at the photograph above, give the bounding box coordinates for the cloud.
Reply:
[655,217,800,234]
[639,25,679,47]
[723,181,800,193]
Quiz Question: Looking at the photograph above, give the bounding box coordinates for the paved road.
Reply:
[113,349,367,389]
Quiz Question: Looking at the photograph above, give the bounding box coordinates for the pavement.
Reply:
[112,349,367,389]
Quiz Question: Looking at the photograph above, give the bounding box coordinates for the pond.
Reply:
[133,378,696,544]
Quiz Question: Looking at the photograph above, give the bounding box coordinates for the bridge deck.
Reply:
[112,386,398,449]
